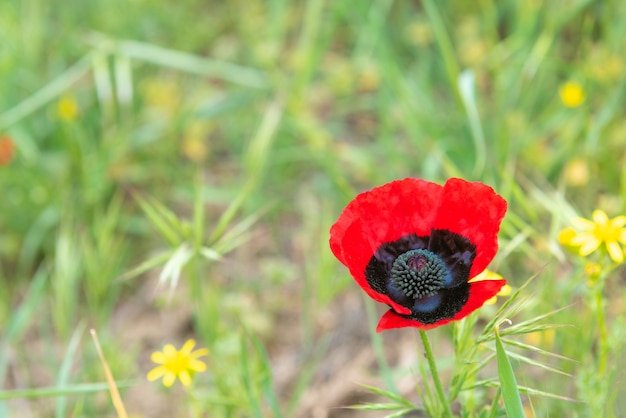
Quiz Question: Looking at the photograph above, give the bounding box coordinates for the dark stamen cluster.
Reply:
[389,249,447,299]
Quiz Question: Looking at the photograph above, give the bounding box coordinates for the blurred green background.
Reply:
[1,0,626,416]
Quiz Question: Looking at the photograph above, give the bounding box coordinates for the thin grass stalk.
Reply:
[419,330,453,418]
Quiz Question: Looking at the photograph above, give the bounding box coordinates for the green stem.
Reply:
[419,330,453,418]
[593,287,608,377]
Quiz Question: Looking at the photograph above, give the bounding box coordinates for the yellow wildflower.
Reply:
[470,270,511,305]
[57,95,79,121]
[558,81,585,108]
[559,209,626,263]
[358,66,380,92]
[405,21,433,47]
[181,121,211,163]
[147,339,208,387]
[584,262,602,287]
[563,157,589,186]
[141,79,180,116]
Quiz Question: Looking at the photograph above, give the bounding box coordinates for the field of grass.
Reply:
[2,0,626,416]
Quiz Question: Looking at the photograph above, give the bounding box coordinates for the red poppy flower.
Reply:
[330,178,507,332]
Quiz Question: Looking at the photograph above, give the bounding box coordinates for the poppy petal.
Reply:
[451,279,506,321]
[376,309,437,332]
[341,220,412,315]
[376,279,505,332]
[432,178,507,279]
[330,178,443,266]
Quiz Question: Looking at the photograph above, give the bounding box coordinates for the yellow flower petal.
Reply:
[189,359,207,372]
[571,217,595,230]
[611,216,626,228]
[483,296,497,305]
[162,372,177,388]
[569,233,596,247]
[606,241,624,263]
[179,370,192,387]
[151,351,167,364]
[162,344,177,356]
[146,366,166,381]
[578,238,601,256]
[469,269,504,282]
[558,227,578,246]
[592,209,609,226]
[498,284,512,297]
[189,348,209,359]
[180,339,196,355]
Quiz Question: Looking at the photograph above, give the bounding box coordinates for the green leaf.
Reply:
[117,250,174,281]
[0,382,133,400]
[134,193,184,246]
[494,325,526,418]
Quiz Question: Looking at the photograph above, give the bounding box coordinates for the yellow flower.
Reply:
[405,21,433,47]
[470,270,511,305]
[584,262,602,287]
[563,157,589,186]
[558,81,585,108]
[57,95,79,121]
[141,79,180,116]
[357,66,380,92]
[559,209,626,263]
[181,121,212,163]
[147,339,208,387]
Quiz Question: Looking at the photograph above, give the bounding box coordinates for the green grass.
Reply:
[2,0,626,416]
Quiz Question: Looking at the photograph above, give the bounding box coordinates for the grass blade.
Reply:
[495,324,525,418]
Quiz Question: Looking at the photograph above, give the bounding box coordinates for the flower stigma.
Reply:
[387,249,451,304]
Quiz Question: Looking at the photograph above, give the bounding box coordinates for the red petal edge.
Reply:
[329,179,443,315]
[330,178,443,265]
[376,280,506,332]
[432,178,507,279]
[340,220,412,314]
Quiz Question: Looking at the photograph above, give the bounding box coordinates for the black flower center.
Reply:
[388,249,450,299]
[364,230,476,324]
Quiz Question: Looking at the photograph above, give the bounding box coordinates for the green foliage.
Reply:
[495,324,525,418]
[2,0,626,416]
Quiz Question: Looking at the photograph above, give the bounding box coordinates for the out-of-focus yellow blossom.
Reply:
[405,21,433,46]
[584,262,602,287]
[181,121,212,163]
[141,79,181,115]
[563,157,589,186]
[147,339,208,387]
[358,66,380,92]
[455,18,488,67]
[470,270,511,305]
[588,47,624,83]
[559,209,626,263]
[558,226,578,252]
[459,38,488,67]
[558,81,585,108]
[525,328,555,349]
[57,96,79,121]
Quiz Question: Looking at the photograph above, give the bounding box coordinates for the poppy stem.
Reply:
[419,330,453,418]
